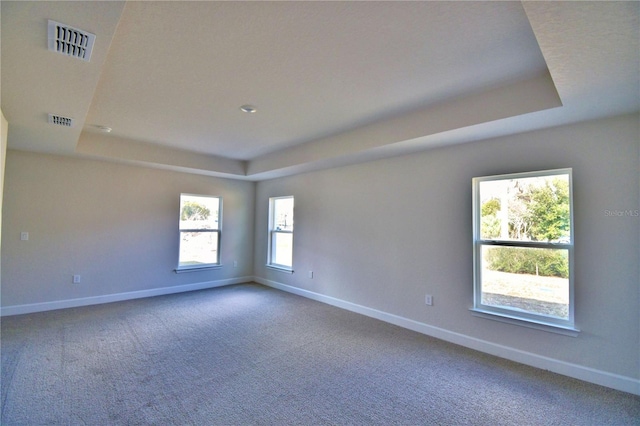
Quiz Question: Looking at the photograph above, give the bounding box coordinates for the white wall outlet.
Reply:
[425,294,433,306]
[20,232,29,241]
[233,261,238,268]
[308,271,313,279]
[73,275,81,284]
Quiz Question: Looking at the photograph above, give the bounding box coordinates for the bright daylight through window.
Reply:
[178,194,221,271]
[268,196,294,271]
[472,169,575,331]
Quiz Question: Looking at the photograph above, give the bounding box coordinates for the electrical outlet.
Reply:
[20,232,29,241]
[73,275,81,284]
[233,261,238,268]
[425,294,433,306]
[308,271,313,279]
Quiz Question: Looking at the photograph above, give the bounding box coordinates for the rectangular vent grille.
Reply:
[48,20,96,62]
[48,114,74,127]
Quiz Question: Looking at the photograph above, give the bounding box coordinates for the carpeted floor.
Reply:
[2,283,639,425]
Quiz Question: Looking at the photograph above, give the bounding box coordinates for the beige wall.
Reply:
[1,151,255,308]
[254,113,640,386]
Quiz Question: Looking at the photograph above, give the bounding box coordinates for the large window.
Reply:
[472,169,576,332]
[268,196,294,271]
[177,194,221,271]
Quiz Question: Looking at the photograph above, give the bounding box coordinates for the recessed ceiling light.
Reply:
[240,105,257,113]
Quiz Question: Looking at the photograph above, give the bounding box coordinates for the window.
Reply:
[177,194,221,271]
[472,169,576,332]
[268,196,294,271]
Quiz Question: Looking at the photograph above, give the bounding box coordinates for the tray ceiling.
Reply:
[2,1,638,180]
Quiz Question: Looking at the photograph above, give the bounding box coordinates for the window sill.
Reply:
[266,265,294,274]
[470,308,580,337]
[174,265,222,274]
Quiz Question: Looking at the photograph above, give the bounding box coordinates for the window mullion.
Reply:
[478,241,570,250]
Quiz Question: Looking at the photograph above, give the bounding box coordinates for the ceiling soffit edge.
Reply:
[76,132,247,177]
[246,72,562,177]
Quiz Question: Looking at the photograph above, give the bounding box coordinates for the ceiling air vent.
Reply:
[48,20,96,62]
[48,114,74,127]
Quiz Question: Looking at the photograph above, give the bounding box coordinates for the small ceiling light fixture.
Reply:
[94,125,112,133]
[239,105,257,113]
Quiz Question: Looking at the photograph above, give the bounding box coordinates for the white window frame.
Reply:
[176,194,222,273]
[471,168,577,334]
[267,196,294,272]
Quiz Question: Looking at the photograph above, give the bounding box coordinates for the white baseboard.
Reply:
[254,276,640,396]
[0,276,252,317]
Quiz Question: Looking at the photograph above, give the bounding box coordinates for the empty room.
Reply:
[1,1,639,424]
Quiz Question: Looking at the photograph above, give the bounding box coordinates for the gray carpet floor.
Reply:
[2,283,639,425]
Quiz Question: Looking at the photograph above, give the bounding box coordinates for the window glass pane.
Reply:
[180,195,219,230]
[479,174,570,242]
[480,245,569,319]
[271,232,293,267]
[179,231,219,266]
[273,198,294,231]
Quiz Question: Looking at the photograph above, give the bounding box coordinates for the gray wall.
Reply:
[1,151,255,307]
[0,110,7,292]
[254,113,639,381]
[2,113,638,390]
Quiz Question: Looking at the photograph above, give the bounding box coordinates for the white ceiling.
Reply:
[2,1,638,181]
